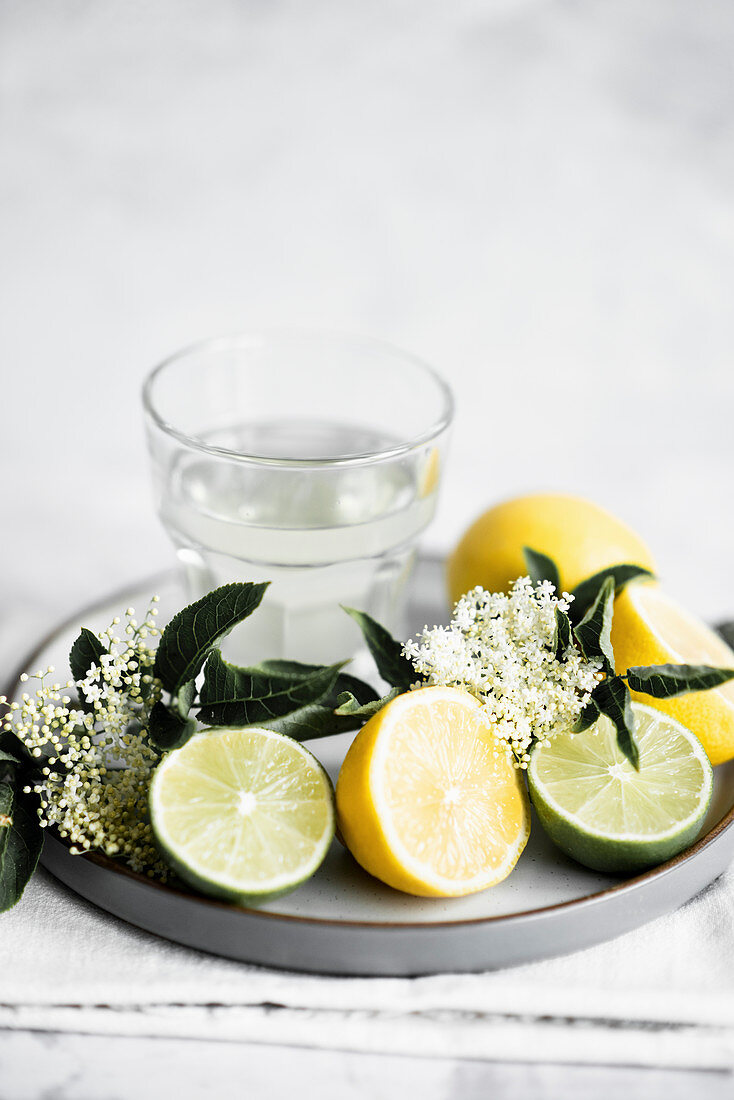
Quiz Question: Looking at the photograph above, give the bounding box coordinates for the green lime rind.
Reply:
[528,705,713,876]
[153,836,330,906]
[152,840,317,906]
[528,789,708,874]
[152,814,335,906]
[149,726,335,905]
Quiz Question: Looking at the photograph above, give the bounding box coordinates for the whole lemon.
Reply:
[447,493,656,604]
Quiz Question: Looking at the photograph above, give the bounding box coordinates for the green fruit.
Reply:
[527,704,713,874]
[150,726,334,903]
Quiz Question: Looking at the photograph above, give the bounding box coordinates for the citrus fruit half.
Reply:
[150,726,335,904]
[335,686,530,897]
[528,703,713,874]
[611,582,734,766]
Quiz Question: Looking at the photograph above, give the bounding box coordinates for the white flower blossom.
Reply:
[403,578,602,767]
[1,599,167,876]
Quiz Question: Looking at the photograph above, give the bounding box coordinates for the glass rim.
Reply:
[141,328,454,468]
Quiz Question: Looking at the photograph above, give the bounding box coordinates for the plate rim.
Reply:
[8,569,734,933]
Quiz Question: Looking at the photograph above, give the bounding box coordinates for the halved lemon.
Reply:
[611,582,734,766]
[335,686,530,897]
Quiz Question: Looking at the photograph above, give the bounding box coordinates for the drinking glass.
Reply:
[142,330,453,665]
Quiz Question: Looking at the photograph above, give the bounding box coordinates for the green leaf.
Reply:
[590,676,639,769]
[69,627,108,707]
[522,547,560,591]
[342,608,415,690]
[197,651,346,727]
[176,679,197,718]
[573,576,616,675]
[69,626,108,683]
[334,687,400,719]
[252,660,379,708]
[552,607,572,660]
[0,747,22,768]
[147,702,197,752]
[0,781,44,912]
[0,779,14,868]
[572,695,601,733]
[569,565,655,625]
[625,663,734,699]
[0,730,32,770]
[153,582,269,694]
[258,703,364,741]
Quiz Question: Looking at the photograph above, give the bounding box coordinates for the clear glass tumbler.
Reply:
[142,330,453,665]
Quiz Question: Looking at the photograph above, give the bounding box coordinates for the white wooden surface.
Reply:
[2,1,734,1095]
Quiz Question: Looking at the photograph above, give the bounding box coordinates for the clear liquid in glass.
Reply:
[159,419,438,665]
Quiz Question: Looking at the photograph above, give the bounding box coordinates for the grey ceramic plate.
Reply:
[11,558,734,976]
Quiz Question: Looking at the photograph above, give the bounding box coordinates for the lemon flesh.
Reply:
[528,704,713,874]
[150,727,335,904]
[447,493,655,605]
[336,686,530,897]
[611,582,734,766]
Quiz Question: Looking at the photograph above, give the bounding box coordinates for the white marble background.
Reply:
[3,0,734,628]
[2,1,734,1097]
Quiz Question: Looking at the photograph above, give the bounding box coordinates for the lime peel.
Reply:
[528,704,713,875]
[150,726,335,904]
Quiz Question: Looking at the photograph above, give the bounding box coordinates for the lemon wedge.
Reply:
[335,686,530,897]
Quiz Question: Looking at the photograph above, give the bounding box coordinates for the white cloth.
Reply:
[2,861,733,1070]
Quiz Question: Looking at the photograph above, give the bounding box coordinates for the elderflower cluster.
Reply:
[403,578,602,767]
[1,599,168,877]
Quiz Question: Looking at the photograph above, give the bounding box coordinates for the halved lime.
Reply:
[527,704,713,874]
[149,727,335,904]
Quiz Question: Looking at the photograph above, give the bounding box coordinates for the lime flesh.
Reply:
[527,704,713,874]
[150,727,335,904]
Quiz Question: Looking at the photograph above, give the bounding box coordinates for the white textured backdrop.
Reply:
[3,0,734,630]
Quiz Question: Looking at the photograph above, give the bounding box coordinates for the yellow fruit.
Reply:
[611,582,734,766]
[418,447,440,499]
[335,686,530,897]
[447,493,656,604]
